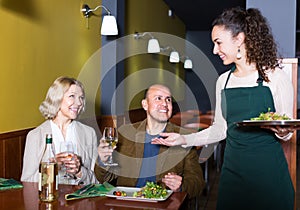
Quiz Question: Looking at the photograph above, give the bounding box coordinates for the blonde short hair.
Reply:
[39,76,86,119]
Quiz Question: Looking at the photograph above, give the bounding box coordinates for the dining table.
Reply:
[0,182,187,210]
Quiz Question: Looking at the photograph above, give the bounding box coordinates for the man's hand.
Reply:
[162,172,182,192]
[98,139,115,163]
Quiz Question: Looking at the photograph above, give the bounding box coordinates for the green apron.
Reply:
[216,67,294,210]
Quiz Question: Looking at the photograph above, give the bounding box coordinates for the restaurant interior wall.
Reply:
[185,31,231,113]
[247,0,296,58]
[0,0,102,133]
[123,0,186,110]
[185,0,297,114]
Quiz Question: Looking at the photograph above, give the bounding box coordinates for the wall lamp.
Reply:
[161,46,180,63]
[162,47,193,68]
[133,33,192,69]
[81,4,118,35]
[183,57,193,69]
[134,32,160,53]
[169,51,180,63]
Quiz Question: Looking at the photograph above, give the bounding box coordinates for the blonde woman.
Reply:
[21,76,98,185]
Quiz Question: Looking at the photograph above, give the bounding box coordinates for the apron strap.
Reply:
[224,65,236,89]
[224,65,264,88]
[256,74,263,86]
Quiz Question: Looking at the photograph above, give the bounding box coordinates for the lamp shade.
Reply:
[147,38,160,53]
[101,15,118,35]
[184,59,193,69]
[169,51,180,63]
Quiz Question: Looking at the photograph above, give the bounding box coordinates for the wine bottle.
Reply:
[39,134,58,202]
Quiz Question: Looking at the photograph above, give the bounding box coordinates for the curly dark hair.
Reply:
[212,7,281,82]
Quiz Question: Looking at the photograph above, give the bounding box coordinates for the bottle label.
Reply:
[38,172,42,191]
[39,162,58,202]
[56,175,58,190]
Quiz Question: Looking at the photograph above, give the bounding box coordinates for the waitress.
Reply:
[152,7,295,210]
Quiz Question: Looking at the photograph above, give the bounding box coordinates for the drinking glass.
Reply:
[59,141,74,181]
[103,127,118,166]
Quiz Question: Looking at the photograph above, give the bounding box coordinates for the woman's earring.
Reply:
[236,47,242,59]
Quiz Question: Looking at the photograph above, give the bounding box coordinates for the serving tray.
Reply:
[236,120,300,127]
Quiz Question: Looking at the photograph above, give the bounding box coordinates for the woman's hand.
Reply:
[56,153,82,177]
[151,132,186,146]
[97,139,115,163]
[162,172,182,192]
[66,154,81,175]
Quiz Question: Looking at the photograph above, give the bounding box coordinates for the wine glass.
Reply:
[59,141,74,182]
[103,127,118,166]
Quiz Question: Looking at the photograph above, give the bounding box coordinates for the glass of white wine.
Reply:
[103,127,118,166]
[59,141,74,182]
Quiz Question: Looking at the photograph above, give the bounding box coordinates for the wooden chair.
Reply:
[124,108,147,124]
[183,122,210,131]
[205,110,215,115]
[169,112,194,126]
[189,114,214,126]
[184,109,202,117]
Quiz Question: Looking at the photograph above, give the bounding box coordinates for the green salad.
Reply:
[250,108,291,121]
[133,181,168,199]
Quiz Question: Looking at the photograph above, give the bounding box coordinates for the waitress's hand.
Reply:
[261,125,296,137]
[151,132,186,146]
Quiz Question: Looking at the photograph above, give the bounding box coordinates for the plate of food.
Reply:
[236,110,300,127]
[105,182,173,202]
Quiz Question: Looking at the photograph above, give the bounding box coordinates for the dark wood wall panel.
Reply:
[0,128,32,180]
[4,137,23,180]
[0,140,4,177]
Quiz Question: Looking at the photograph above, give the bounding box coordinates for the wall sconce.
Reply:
[161,46,180,63]
[169,51,180,63]
[184,58,193,69]
[81,4,118,35]
[134,32,160,53]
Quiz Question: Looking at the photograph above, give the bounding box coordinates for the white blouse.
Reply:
[50,120,78,154]
[183,68,294,147]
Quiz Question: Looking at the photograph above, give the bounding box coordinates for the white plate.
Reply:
[106,186,173,202]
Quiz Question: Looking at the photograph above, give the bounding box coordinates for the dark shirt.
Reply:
[136,133,160,187]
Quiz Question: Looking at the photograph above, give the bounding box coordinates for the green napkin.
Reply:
[0,178,23,191]
[65,182,114,201]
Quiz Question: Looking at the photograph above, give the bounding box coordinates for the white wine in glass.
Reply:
[103,127,118,166]
[59,141,74,182]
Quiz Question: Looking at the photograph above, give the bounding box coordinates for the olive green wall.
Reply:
[124,0,186,109]
[0,0,101,133]
[0,0,185,133]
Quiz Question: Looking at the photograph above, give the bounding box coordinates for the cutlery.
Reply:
[78,184,94,195]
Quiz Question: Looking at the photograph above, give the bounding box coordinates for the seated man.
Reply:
[95,84,205,209]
